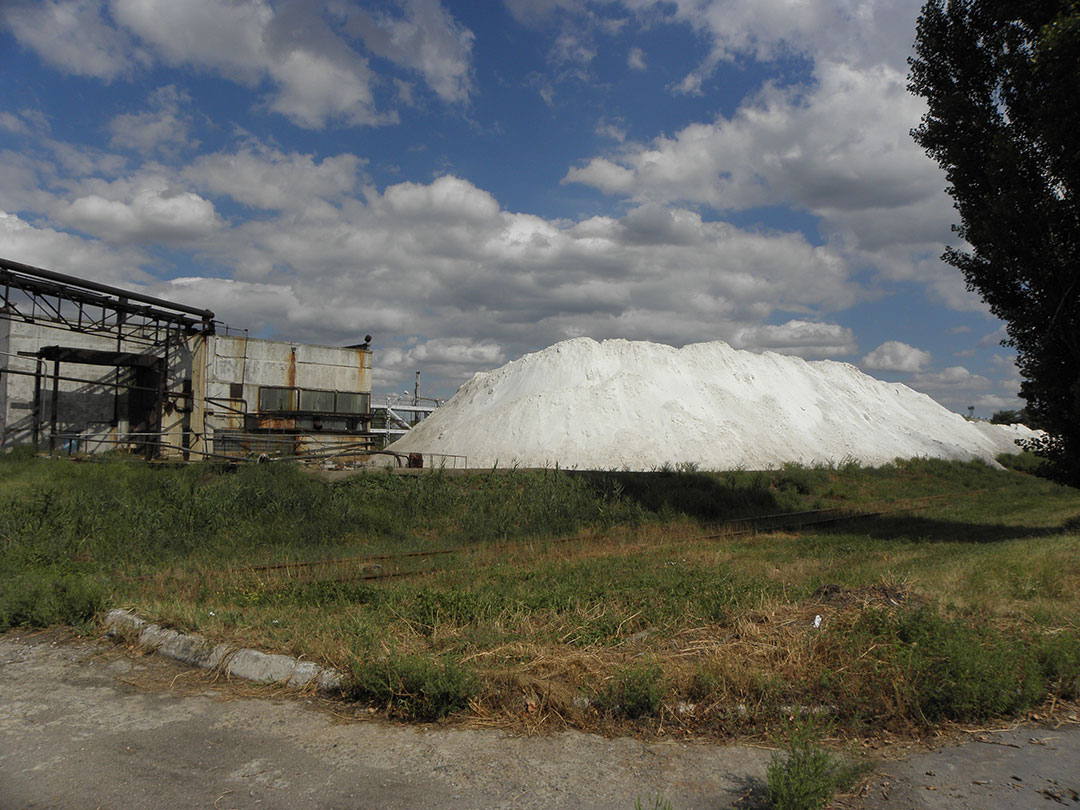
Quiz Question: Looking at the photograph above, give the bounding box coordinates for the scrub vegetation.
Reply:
[2,446,1079,743]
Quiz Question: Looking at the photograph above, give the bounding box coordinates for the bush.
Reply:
[996,451,1046,474]
[766,716,867,810]
[0,571,106,631]
[349,654,479,721]
[597,662,665,719]
[837,607,1065,725]
[1036,631,1080,700]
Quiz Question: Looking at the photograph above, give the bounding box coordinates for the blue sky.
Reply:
[0,0,1021,413]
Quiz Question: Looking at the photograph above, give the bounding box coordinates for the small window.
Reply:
[298,388,335,413]
[229,382,244,400]
[258,386,296,412]
[335,392,369,414]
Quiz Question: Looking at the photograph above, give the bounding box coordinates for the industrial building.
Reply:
[0,257,374,460]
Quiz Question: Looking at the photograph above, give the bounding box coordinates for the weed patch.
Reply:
[0,571,106,632]
[349,654,479,721]
[596,662,665,719]
[825,606,1080,726]
[765,716,867,810]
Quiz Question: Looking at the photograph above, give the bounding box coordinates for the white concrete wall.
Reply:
[0,317,193,452]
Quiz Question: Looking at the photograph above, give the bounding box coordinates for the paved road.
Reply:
[854,728,1080,809]
[3,631,1078,810]
[0,631,771,810]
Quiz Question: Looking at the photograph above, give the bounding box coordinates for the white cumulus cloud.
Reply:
[184,145,364,211]
[51,173,221,244]
[733,320,857,358]
[107,85,196,155]
[2,0,142,80]
[862,341,932,373]
[343,0,475,103]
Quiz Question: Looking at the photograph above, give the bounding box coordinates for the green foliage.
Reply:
[910,0,1080,486]
[349,654,479,721]
[996,450,1047,474]
[0,571,106,632]
[990,409,1023,425]
[1035,631,1080,700]
[765,715,867,810]
[837,607,1077,724]
[597,662,665,719]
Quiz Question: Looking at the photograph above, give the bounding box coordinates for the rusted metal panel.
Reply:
[197,334,373,460]
[253,415,298,431]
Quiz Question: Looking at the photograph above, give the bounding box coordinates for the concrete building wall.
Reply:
[191,335,373,458]
[0,317,189,451]
[1,320,372,459]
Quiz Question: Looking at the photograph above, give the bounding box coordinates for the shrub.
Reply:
[835,607,1061,725]
[1036,631,1080,700]
[349,654,479,721]
[597,662,665,719]
[996,451,1046,474]
[766,716,867,810]
[0,571,106,631]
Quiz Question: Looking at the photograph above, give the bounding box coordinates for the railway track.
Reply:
[151,488,987,587]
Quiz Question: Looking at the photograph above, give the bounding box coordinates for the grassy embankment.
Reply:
[2,446,1079,738]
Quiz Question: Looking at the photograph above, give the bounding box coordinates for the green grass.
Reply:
[0,570,105,632]
[2,450,1079,737]
[349,653,479,721]
[596,662,666,719]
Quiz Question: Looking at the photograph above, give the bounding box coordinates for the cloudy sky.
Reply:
[0,0,1021,412]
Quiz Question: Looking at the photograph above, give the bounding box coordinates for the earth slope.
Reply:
[390,338,1036,471]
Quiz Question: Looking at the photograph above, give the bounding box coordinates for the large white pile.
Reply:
[390,338,1038,471]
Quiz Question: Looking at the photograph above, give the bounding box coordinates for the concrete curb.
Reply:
[103,609,345,693]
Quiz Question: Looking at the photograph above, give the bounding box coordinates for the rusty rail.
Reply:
[132,488,988,585]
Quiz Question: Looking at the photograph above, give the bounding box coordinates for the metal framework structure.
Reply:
[0,256,214,346]
[1,258,401,464]
[1,257,216,456]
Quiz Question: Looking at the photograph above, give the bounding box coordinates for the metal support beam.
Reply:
[49,359,60,452]
[0,257,215,342]
[31,359,42,449]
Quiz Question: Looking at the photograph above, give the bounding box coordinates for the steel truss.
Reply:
[0,256,215,346]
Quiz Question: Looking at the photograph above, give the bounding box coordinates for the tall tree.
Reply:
[909,0,1080,485]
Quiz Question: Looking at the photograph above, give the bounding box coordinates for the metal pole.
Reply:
[31,359,42,449]
[414,371,421,426]
[49,359,60,452]
[0,256,215,320]
[152,341,168,460]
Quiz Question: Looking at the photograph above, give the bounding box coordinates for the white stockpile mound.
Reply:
[390,338,1038,471]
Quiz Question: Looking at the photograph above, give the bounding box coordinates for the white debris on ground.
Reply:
[389,338,1041,471]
